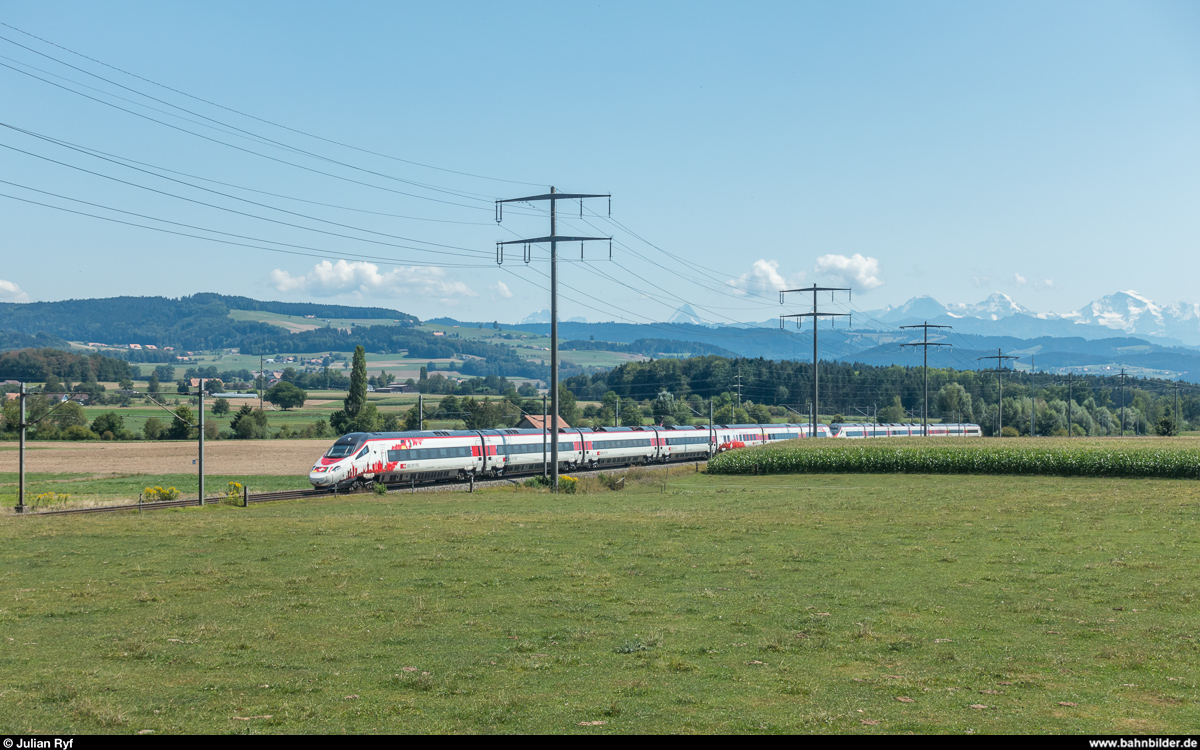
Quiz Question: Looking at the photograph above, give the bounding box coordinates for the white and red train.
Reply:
[308,421,981,489]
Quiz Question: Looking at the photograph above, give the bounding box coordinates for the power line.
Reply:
[0,188,492,269]
[0,59,524,214]
[0,23,545,188]
[0,135,493,259]
[1,120,495,226]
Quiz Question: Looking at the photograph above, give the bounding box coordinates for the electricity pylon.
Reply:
[978,348,1018,437]
[900,321,952,436]
[780,284,851,437]
[495,186,611,491]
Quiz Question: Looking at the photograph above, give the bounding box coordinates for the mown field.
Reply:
[1,470,1197,733]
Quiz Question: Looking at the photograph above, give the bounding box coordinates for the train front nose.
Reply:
[310,463,336,487]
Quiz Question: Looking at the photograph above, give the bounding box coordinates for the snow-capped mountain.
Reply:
[872,292,1031,324]
[668,304,707,325]
[1066,290,1173,337]
[946,292,1031,321]
[520,309,588,324]
[865,290,1200,346]
[872,295,950,323]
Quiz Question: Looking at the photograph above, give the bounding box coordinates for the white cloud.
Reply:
[726,259,805,296]
[815,253,883,290]
[490,281,513,300]
[972,275,990,287]
[269,261,476,303]
[1013,273,1027,286]
[0,279,30,303]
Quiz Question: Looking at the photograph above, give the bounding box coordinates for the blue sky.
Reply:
[1,1,1198,325]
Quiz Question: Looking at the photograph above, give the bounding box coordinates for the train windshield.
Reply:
[325,435,364,458]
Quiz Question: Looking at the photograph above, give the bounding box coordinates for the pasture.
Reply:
[1,469,1197,733]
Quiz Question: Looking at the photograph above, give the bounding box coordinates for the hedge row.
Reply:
[705,439,1200,479]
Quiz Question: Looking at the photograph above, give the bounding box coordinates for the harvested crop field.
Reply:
[0,439,330,476]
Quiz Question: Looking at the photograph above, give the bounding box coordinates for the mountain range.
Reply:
[863,290,1200,347]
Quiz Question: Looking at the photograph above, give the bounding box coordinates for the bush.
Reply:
[1001,426,1019,437]
[143,418,164,440]
[265,381,307,410]
[1157,413,1180,437]
[559,476,579,494]
[596,472,624,491]
[224,482,243,505]
[32,491,70,507]
[62,425,99,441]
[143,486,181,502]
[373,482,388,496]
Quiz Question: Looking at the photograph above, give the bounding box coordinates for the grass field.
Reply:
[1,470,1197,733]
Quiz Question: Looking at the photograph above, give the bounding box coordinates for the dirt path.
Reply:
[0,440,331,476]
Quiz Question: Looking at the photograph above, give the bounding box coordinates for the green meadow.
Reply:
[1,470,1197,733]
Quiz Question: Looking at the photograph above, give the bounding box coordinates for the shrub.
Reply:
[374,481,388,496]
[143,486,181,502]
[224,482,243,505]
[33,491,70,506]
[143,417,164,440]
[559,476,579,494]
[596,472,624,491]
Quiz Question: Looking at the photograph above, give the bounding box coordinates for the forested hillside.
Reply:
[0,348,137,382]
[0,295,545,379]
[561,338,738,358]
[562,355,1200,436]
[0,294,416,351]
[0,331,70,353]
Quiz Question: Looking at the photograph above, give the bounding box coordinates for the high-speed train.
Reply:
[308,423,823,489]
[830,422,983,438]
[308,421,982,489]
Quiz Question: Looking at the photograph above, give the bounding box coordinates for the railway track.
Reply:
[14,461,707,517]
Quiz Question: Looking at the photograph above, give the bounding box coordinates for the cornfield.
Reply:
[706,438,1200,479]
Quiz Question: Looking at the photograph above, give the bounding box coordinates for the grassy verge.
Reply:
[708,437,1200,479]
[1,471,1197,733]
[0,473,312,511]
